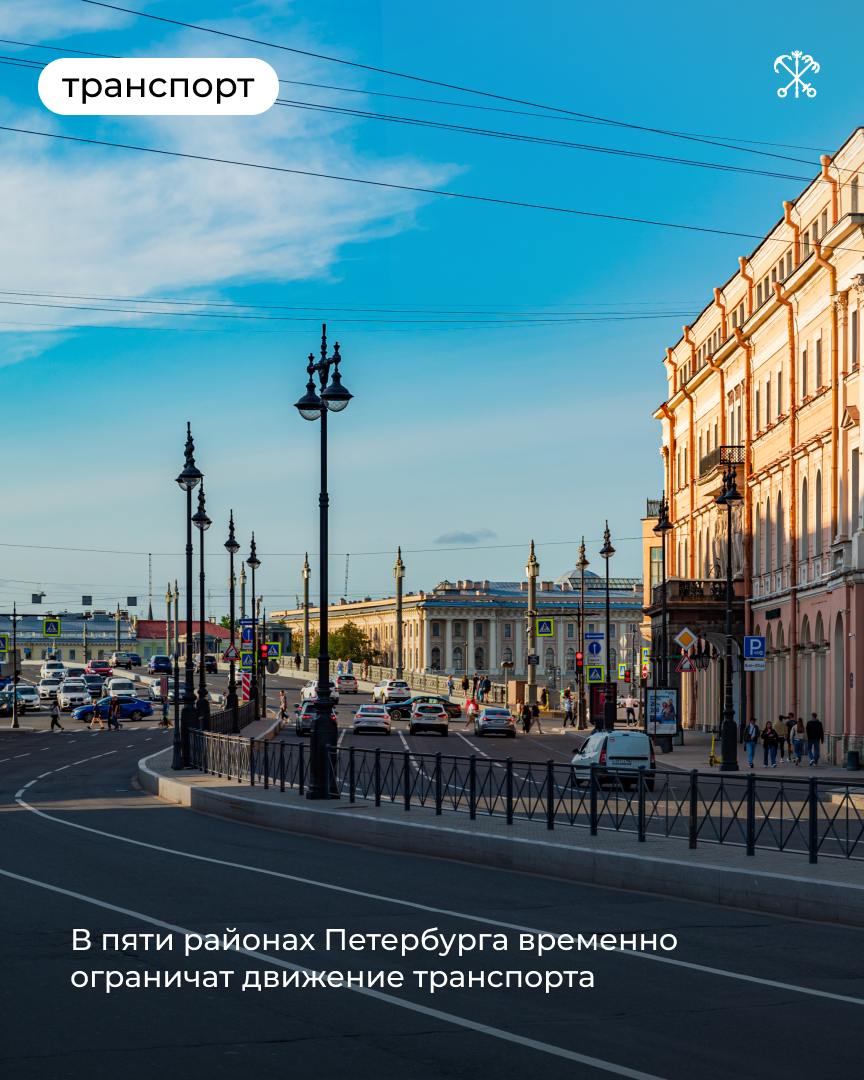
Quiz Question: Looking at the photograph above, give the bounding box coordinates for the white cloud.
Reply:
[0,0,129,36]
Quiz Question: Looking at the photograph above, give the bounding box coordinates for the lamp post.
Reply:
[294,323,352,799]
[257,596,266,720]
[246,535,260,709]
[525,540,539,706]
[114,603,121,653]
[600,521,616,732]
[174,422,202,769]
[239,564,247,622]
[302,553,311,670]
[10,603,18,730]
[653,494,673,689]
[716,466,742,771]
[576,537,589,728]
[164,584,172,657]
[82,610,92,664]
[394,546,405,680]
[225,511,240,724]
[192,484,211,729]
[172,581,179,656]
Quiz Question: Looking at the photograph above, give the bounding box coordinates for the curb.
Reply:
[138,748,864,927]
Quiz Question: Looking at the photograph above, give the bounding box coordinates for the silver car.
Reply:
[473,706,517,738]
[58,679,91,710]
[38,677,62,700]
[352,704,391,736]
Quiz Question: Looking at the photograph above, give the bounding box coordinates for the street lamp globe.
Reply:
[600,520,616,560]
[247,535,261,572]
[295,358,323,421]
[321,347,352,412]
[224,510,240,555]
[192,486,211,532]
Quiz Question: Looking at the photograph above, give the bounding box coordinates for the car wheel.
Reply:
[130,710,143,721]
[390,708,402,721]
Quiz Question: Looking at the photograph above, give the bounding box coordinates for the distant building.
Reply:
[0,611,134,662]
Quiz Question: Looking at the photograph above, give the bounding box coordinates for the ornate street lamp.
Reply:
[576,537,589,728]
[174,423,202,769]
[224,511,240,725]
[600,521,616,732]
[295,324,352,799]
[246,535,261,709]
[394,547,405,680]
[715,466,742,771]
[653,494,673,689]
[525,540,539,706]
[192,484,211,727]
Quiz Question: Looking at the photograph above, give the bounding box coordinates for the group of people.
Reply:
[742,712,825,768]
[335,658,354,676]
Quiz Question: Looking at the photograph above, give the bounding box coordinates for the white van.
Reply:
[571,730,656,791]
[40,660,65,679]
[104,677,137,700]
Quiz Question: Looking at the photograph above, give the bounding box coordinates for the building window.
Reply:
[777,369,783,415]
[821,208,828,237]
[565,648,575,672]
[801,346,808,398]
[852,310,859,370]
[474,621,484,639]
[755,386,760,430]
[544,647,555,671]
[650,547,662,590]
[431,646,441,670]
[852,175,859,213]
[431,621,440,638]
[453,622,462,638]
[503,622,512,639]
[69,649,76,660]
[802,230,810,260]
[776,490,784,568]
[853,449,861,533]
[800,476,809,560]
[815,337,822,387]
[452,646,463,672]
[785,250,793,277]
[766,380,772,423]
[814,472,823,556]
[502,647,513,664]
[567,622,574,639]
[756,282,763,307]
[474,646,485,670]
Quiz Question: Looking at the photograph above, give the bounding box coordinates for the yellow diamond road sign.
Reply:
[674,626,697,651]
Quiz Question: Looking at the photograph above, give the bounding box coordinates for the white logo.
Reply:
[773,51,820,98]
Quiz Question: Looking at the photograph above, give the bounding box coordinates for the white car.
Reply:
[352,704,391,736]
[58,679,91,710]
[408,702,449,737]
[38,677,63,700]
[473,706,517,738]
[40,661,65,680]
[300,680,339,704]
[570,730,656,791]
[104,677,137,700]
[372,679,411,704]
[15,684,40,710]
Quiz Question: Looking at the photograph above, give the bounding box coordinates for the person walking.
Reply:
[481,675,491,702]
[472,673,480,699]
[465,697,478,728]
[90,699,105,730]
[520,701,532,734]
[49,698,64,732]
[776,714,790,762]
[562,688,574,728]
[108,696,121,731]
[278,689,288,727]
[783,713,795,762]
[336,658,344,677]
[743,718,760,768]
[446,674,455,698]
[761,719,779,767]
[346,658,353,675]
[531,701,544,734]
[461,674,470,697]
[294,652,301,671]
[806,712,824,766]
[539,686,548,711]
[159,696,170,729]
[791,717,807,765]
[476,678,485,704]
[625,700,637,725]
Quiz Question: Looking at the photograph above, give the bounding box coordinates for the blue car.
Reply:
[148,654,173,674]
[72,696,154,723]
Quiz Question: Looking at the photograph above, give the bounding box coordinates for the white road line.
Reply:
[0,864,667,1080]
[455,732,490,758]
[13,768,864,1008]
[13,753,30,759]
[0,757,10,763]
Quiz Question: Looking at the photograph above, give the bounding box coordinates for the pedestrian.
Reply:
[49,698,64,732]
[336,658,344,676]
[625,700,637,725]
[278,689,288,726]
[472,673,480,698]
[294,652,301,671]
[90,699,105,730]
[159,696,170,729]
[743,717,760,768]
[792,717,807,765]
[461,674,470,696]
[531,701,544,734]
[782,713,795,760]
[520,701,532,734]
[776,713,790,762]
[806,712,824,765]
[346,658,353,675]
[481,675,491,702]
[466,697,478,727]
[761,719,779,767]
[476,678,485,704]
[540,686,548,710]
[446,674,454,698]
[563,693,574,728]
[108,696,121,730]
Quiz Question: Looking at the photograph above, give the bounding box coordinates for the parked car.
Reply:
[104,677,137,700]
[352,703,391,735]
[372,679,411,705]
[194,654,218,674]
[293,699,337,736]
[570,730,656,791]
[0,685,39,714]
[57,679,91,710]
[335,673,358,694]
[81,674,105,698]
[37,676,63,700]
[109,651,136,669]
[300,680,339,704]
[128,653,142,667]
[148,654,173,674]
[85,659,112,676]
[386,694,462,721]
[408,702,449,737]
[72,697,154,724]
[473,706,517,738]
[40,660,65,680]
[15,684,40,710]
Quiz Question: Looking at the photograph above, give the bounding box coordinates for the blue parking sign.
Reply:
[744,636,766,659]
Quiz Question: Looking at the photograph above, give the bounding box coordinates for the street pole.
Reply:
[302,553,310,670]
[394,546,405,680]
[258,597,266,720]
[173,580,179,659]
[577,537,588,728]
[247,536,260,709]
[174,422,202,770]
[10,602,18,730]
[82,612,89,664]
[653,495,673,690]
[115,603,121,653]
[600,521,616,733]
[295,324,352,799]
[192,484,211,728]
[164,585,172,656]
[525,540,539,706]
[717,467,741,771]
[239,564,247,622]
[225,511,240,724]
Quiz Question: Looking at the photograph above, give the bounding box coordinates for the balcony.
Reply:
[699,444,744,482]
[651,578,738,606]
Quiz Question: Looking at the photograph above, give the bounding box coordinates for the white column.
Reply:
[466,614,475,675]
[488,615,498,674]
[444,616,452,673]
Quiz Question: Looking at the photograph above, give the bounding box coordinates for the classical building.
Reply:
[644,127,864,761]
[271,558,644,685]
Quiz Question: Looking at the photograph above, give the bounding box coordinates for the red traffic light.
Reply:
[624,669,631,683]
[259,643,269,658]
[575,652,584,668]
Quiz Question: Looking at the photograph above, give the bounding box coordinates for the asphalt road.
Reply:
[0,718,862,1080]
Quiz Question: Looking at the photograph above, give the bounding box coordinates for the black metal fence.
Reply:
[205,700,257,735]
[189,731,864,863]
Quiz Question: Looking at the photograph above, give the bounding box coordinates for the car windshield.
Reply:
[359,707,385,714]
[392,681,408,688]
[416,705,442,713]
[64,681,86,689]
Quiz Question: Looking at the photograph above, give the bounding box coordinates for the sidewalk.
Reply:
[139,745,864,927]
[661,729,859,781]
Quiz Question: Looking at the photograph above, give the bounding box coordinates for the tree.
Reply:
[219,615,231,631]
[306,621,374,663]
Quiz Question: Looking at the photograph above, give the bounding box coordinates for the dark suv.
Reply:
[195,654,218,674]
[148,654,173,674]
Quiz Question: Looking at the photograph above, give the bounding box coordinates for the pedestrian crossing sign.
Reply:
[536,618,554,636]
[641,646,651,663]
[0,634,7,653]
[240,650,254,672]
[618,663,627,679]
[587,665,604,684]
[266,641,281,658]
[43,618,61,637]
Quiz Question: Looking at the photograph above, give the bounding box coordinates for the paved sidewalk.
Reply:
[659,729,862,781]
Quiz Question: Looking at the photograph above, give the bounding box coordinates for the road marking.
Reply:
[456,732,490,758]
[13,753,30,758]
[13,766,864,1008]
[0,864,667,1080]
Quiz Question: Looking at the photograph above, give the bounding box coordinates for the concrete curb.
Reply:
[137,749,864,927]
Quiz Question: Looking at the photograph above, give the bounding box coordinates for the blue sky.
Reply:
[0,0,859,616]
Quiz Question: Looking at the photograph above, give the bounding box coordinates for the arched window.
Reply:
[474,646,485,671]
[776,490,784,568]
[502,646,513,664]
[814,471,823,556]
[452,646,463,672]
[430,647,441,670]
[765,496,772,573]
[800,476,809,560]
[565,648,575,672]
[754,502,761,575]
[544,647,555,671]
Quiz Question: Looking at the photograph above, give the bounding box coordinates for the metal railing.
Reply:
[279,659,509,703]
[189,731,864,863]
[205,699,257,735]
[699,443,744,479]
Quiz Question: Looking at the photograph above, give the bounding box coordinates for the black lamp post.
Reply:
[653,494,673,689]
[174,423,202,769]
[716,466,742,771]
[246,535,260,709]
[600,521,616,732]
[225,511,240,725]
[295,323,352,799]
[576,537,589,729]
[192,484,211,728]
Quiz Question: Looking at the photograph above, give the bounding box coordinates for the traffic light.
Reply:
[259,643,269,659]
[624,669,631,683]
[575,651,584,669]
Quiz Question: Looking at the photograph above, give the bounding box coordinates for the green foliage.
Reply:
[306,621,374,662]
